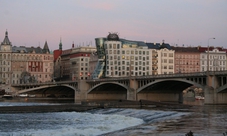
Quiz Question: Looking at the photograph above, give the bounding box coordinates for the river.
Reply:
[0,99,226,136]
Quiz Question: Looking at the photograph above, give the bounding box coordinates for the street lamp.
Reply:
[207,38,215,74]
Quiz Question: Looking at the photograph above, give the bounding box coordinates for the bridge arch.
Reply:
[137,78,204,93]
[136,79,204,102]
[87,82,128,93]
[17,84,76,98]
[87,82,128,100]
[217,84,227,93]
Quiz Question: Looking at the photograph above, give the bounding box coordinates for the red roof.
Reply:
[197,46,225,52]
[54,49,62,61]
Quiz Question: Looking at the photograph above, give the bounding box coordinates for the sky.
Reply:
[0,0,227,51]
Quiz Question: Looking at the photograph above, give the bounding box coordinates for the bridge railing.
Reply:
[86,70,227,82]
[135,71,208,79]
[11,80,78,87]
[208,70,227,75]
[86,71,208,82]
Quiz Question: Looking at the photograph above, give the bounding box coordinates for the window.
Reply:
[169,59,173,63]
[169,65,173,69]
[117,44,120,49]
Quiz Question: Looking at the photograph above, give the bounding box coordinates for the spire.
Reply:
[5,30,8,36]
[43,40,50,53]
[59,38,62,50]
[1,30,11,45]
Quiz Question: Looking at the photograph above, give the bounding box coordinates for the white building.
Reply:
[156,48,175,74]
[200,48,226,71]
[104,40,151,77]
[70,46,97,80]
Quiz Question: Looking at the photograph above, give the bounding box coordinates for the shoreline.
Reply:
[0,104,100,113]
[0,99,193,114]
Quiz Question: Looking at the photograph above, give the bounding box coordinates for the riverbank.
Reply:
[0,104,101,113]
[0,99,193,113]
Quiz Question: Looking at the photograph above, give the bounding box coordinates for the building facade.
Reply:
[70,46,96,80]
[54,42,96,81]
[105,39,150,77]
[199,46,226,72]
[92,33,174,79]
[0,31,54,93]
[172,46,200,73]
[89,52,98,79]
[156,47,175,74]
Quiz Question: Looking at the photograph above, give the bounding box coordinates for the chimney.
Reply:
[72,42,74,48]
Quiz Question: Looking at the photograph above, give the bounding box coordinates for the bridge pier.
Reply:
[128,79,138,101]
[205,86,227,104]
[204,75,227,104]
[75,80,89,103]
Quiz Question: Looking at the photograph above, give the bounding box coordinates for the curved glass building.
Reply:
[91,38,107,79]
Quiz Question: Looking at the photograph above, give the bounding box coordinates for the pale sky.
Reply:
[1,0,226,51]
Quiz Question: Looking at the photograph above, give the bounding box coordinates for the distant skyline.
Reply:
[1,0,226,50]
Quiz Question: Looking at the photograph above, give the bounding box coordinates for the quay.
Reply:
[0,100,192,114]
[0,104,100,114]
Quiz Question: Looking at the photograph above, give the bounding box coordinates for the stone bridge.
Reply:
[11,71,227,104]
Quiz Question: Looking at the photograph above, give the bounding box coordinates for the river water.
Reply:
[0,99,226,136]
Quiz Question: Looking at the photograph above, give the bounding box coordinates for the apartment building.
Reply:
[198,46,226,71]
[172,46,200,73]
[70,46,96,80]
[156,47,175,74]
[54,42,96,81]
